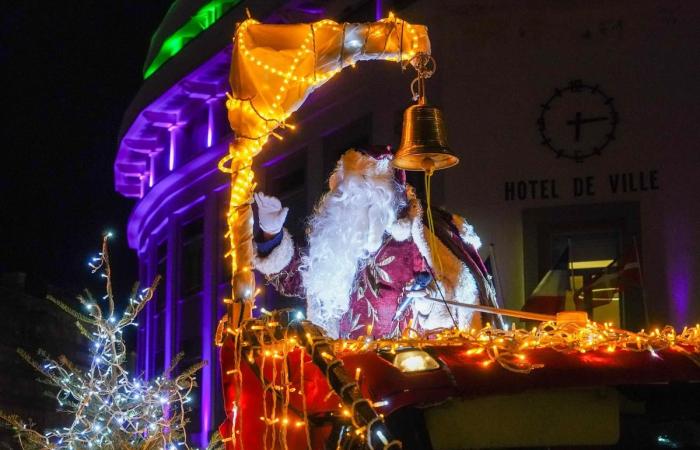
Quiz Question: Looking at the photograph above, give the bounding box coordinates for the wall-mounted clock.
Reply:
[537,80,618,162]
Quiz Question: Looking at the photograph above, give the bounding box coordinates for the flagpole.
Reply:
[489,243,505,308]
[632,235,650,327]
[424,296,589,324]
[617,253,627,329]
[567,238,576,313]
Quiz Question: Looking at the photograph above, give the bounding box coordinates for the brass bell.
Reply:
[393,55,459,173]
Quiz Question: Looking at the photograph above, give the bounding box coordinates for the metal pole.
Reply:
[425,296,557,322]
[567,238,574,293]
[632,235,650,327]
[489,243,505,308]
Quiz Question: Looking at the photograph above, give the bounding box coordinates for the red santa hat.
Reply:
[330,145,406,188]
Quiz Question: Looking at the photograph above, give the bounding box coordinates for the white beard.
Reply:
[300,151,404,337]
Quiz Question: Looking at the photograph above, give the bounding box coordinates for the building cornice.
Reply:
[127,143,228,251]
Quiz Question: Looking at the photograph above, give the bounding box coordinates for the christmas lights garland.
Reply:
[219,309,699,449]
[335,320,700,374]
[218,311,401,450]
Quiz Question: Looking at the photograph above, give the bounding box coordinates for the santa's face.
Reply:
[299,150,405,330]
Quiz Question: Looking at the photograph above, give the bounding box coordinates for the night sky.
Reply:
[1,1,175,297]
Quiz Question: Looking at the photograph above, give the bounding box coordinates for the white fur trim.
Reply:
[388,218,412,241]
[411,216,480,331]
[388,192,421,242]
[452,215,482,250]
[253,229,294,275]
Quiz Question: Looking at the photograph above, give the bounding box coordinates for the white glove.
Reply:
[408,289,434,316]
[254,192,289,235]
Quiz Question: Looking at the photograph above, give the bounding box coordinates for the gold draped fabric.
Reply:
[221,15,430,327]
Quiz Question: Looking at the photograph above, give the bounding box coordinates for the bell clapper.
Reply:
[421,158,435,174]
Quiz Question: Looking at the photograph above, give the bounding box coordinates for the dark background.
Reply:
[1,1,174,298]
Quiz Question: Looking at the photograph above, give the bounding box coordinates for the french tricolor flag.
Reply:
[523,247,570,315]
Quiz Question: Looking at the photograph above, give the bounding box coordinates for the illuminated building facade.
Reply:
[115,0,700,445]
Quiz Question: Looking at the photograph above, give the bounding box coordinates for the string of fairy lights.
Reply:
[234,15,421,112]
[220,14,427,448]
[338,319,700,374]
[216,311,402,450]
[215,309,699,450]
[0,235,205,450]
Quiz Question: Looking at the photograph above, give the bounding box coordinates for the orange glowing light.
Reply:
[465,348,484,356]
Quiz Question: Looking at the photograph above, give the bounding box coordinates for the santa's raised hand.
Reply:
[254,192,289,235]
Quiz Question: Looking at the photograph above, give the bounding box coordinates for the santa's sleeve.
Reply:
[254,228,305,298]
[411,252,437,317]
[411,222,481,331]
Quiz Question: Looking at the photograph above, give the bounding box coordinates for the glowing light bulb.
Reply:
[393,350,439,372]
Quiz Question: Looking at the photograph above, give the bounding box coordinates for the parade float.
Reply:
[215,13,700,450]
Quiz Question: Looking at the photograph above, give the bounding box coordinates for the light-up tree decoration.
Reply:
[0,236,207,450]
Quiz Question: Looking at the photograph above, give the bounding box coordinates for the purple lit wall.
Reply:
[132,167,230,446]
[375,0,383,20]
[115,43,233,446]
[665,214,693,327]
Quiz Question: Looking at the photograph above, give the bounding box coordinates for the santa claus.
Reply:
[253,146,489,338]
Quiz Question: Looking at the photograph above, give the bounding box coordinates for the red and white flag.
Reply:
[575,249,641,309]
[619,249,642,287]
[523,247,570,315]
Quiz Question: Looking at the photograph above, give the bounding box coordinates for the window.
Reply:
[180,218,204,297]
[339,0,374,22]
[178,336,202,374]
[551,232,621,325]
[265,149,307,238]
[154,350,165,378]
[177,297,202,369]
[270,166,305,195]
[322,114,372,182]
[155,241,168,311]
[523,202,644,329]
[155,314,166,375]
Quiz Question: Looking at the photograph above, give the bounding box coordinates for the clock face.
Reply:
[537,80,618,162]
